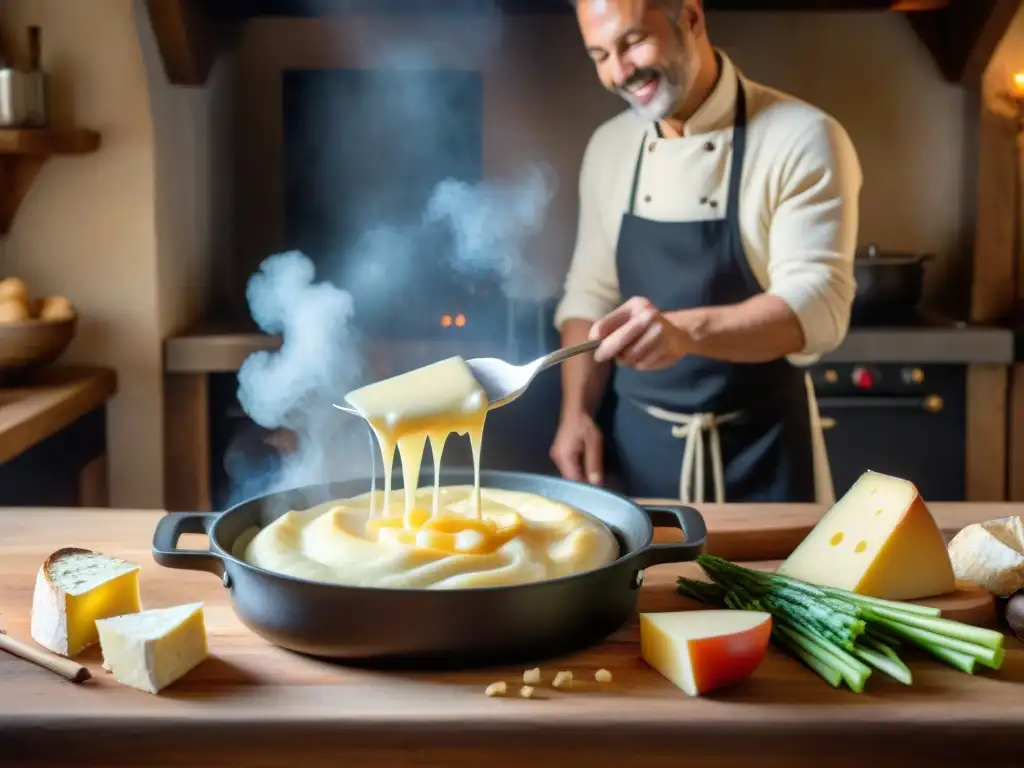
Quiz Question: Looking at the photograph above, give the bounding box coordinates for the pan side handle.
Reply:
[152,512,225,577]
[632,504,708,569]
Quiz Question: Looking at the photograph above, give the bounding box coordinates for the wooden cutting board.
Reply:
[642,559,997,627]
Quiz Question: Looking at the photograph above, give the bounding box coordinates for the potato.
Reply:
[38,295,75,321]
[0,277,28,304]
[0,298,31,323]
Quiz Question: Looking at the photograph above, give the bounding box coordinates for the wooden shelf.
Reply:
[0,128,101,236]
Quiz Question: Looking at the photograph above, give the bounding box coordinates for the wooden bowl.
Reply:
[0,315,77,376]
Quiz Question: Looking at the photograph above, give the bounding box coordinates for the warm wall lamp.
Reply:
[1004,71,1024,133]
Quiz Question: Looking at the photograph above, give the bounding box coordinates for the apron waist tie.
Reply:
[641,404,742,504]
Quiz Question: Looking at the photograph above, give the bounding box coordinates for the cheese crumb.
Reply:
[522,667,541,685]
[552,670,573,689]
[595,668,613,683]
[484,681,506,697]
[520,685,536,699]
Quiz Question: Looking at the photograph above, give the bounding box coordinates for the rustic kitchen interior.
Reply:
[0,0,1018,511]
[3,0,1024,764]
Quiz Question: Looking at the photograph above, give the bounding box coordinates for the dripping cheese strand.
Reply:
[429,432,448,518]
[377,431,396,521]
[365,420,378,518]
[469,425,484,519]
[398,433,428,516]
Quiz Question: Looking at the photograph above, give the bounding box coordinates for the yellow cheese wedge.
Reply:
[639,610,772,696]
[96,603,208,694]
[947,516,1024,597]
[30,548,142,658]
[776,470,955,600]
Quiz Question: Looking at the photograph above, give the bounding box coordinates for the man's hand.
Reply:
[589,297,690,371]
[549,411,604,486]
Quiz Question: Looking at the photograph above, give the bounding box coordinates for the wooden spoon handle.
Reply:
[0,631,92,683]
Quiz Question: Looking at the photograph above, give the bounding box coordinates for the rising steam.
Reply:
[426,164,559,299]
[230,251,371,503]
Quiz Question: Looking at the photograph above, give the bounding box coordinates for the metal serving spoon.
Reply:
[332,340,601,416]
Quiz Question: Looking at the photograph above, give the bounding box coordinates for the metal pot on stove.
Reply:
[851,244,933,323]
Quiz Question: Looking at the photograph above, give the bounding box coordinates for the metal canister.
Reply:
[0,65,29,127]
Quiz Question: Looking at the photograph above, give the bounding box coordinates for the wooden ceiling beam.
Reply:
[907,0,1021,85]
[144,0,238,86]
[958,0,1022,85]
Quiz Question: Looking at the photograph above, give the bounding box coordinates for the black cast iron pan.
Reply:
[152,468,707,669]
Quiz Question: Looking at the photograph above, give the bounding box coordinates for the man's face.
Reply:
[576,0,698,123]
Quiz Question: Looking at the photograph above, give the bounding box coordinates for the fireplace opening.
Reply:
[281,67,513,345]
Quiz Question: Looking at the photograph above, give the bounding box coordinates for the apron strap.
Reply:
[626,132,648,215]
[725,77,748,213]
[641,404,742,504]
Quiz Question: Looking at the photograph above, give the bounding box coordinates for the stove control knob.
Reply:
[902,367,925,385]
[824,369,838,384]
[851,366,875,389]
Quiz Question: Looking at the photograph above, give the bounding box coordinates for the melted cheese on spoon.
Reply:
[343,356,487,519]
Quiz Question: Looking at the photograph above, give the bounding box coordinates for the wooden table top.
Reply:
[0,365,116,463]
[1,503,1023,768]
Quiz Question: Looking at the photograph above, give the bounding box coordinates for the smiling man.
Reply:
[550,0,862,504]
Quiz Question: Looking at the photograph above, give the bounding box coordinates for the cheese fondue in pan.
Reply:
[240,356,620,589]
[241,485,619,589]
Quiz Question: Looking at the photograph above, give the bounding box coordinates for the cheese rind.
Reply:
[947,516,1024,597]
[30,548,142,658]
[776,470,956,600]
[96,602,208,694]
[639,610,772,696]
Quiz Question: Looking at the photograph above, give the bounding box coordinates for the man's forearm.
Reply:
[559,318,611,418]
[665,294,807,363]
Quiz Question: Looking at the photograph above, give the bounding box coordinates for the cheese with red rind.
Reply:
[639,610,772,696]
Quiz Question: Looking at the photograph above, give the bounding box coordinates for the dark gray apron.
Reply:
[610,78,816,503]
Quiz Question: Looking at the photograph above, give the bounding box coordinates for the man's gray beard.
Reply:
[620,76,682,123]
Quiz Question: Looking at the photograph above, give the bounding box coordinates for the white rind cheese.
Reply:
[947,516,1024,597]
[777,470,956,600]
[96,602,208,694]
[30,548,142,658]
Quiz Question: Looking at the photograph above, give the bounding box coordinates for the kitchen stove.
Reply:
[808,360,965,501]
[807,307,1008,502]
